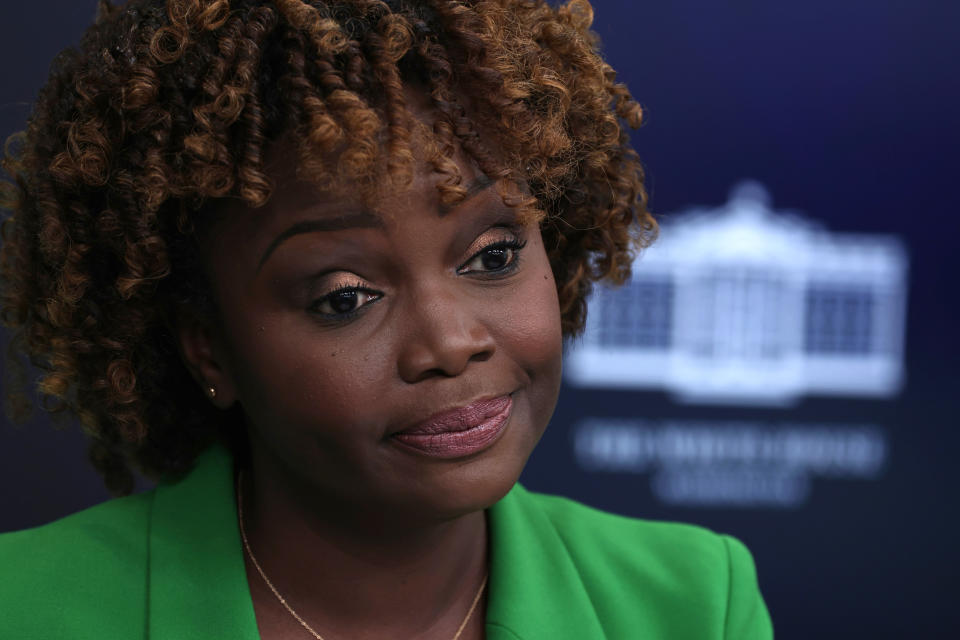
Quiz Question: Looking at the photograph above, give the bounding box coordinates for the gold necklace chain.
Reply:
[236,473,488,640]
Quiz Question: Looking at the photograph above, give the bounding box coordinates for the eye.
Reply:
[309,284,382,319]
[457,236,527,276]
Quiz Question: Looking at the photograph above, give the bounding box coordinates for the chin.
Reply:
[411,429,539,522]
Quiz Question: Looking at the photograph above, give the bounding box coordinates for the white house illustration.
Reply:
[564,181,909,405]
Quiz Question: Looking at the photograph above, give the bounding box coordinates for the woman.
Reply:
[0,0,772,637]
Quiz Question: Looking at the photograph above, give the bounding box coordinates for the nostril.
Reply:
[469,349,493,364]
[397,333,496,383]
[395,293,498,383]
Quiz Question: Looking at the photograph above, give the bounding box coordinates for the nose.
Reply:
[396,281,496,383]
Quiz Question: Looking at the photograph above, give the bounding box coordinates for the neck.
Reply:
[237,457,489,639]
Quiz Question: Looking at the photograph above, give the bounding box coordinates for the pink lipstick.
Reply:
[392,395,513,458]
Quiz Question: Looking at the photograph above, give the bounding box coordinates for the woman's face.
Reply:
[193,142,564,523]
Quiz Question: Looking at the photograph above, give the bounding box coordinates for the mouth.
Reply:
[391,394,514,459]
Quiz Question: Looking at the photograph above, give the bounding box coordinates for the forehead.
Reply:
[233,145,479,233]
[232,117,485,223]
[199,82,511,261]
[200,142,499,272]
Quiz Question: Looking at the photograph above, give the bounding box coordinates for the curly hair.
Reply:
[0,0,655,494]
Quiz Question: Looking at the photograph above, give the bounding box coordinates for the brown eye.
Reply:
[328,290,360,314]
[480,246,510,270]
[311,287,381,319]
[458,238,526,275]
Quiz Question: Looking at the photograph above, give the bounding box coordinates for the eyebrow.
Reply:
[438,174,494,215]
[256,174,495,272]
[256,211,383,272]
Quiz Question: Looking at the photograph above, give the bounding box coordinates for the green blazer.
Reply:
[0,446,772,638]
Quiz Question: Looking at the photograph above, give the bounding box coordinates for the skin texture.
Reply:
[177,118,564,637]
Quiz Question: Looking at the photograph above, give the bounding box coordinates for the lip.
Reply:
[391,395,514,459]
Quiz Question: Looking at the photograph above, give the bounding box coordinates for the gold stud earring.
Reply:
[207,386,217,399]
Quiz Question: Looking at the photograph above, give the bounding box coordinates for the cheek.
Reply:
[220,307,378,439]
[500,245,564,387]
[516,275,562,362]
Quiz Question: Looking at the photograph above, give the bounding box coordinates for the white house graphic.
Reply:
[564,181,909,405]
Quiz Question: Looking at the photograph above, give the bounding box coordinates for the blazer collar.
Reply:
[147,446,605,639]
[486,485,607,639]
[148,445,259,639]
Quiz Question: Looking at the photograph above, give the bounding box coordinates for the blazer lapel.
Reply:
[486,485,607,639]
[147,445,260,639]
[146,451,604,639]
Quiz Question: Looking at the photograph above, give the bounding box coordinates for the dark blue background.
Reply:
[2,1,957,637]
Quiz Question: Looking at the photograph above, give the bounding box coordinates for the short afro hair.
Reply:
[0,0,655,494]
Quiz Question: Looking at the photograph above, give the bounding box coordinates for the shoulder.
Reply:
[526,489,737,574]
[0,490,154,638]
[507,487,773,639]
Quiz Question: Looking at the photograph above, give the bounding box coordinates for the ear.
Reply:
[175,308,238,409]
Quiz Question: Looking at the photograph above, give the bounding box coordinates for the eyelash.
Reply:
[308,281,382,322]
[307,233,528,322]
[457,236,527,277]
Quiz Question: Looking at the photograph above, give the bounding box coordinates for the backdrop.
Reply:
[2,1,957,638]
